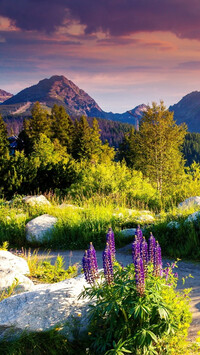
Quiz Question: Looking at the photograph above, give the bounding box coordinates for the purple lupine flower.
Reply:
[106,227,116,262]
[132,236,140,263]
[82,250,91,284]
[103,243,114,284]
[153,241,162,277]
[135,225,143,243]
[148,232,156,263]
[87,242,99,281]
[163,267,170,281]
[134,257,145,296]
[141,237,148,277]
[82,243,99,285]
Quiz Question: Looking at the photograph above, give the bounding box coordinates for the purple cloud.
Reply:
[1,0,200,41]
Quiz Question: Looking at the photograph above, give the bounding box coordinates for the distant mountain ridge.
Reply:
[169,91,200,132]
[0,89,13,103]
[0,75,147,126]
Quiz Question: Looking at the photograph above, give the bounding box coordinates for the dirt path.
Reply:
[37,244,200,342]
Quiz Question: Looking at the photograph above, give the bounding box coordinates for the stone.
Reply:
[0,274,91,340]
[178,196,200,209]
[26,214,58,244]
[135,214,154,223]
[0,250,34,293]
[23,195,51,207]
[167,221,180,229]
[185,211,200,223]
[0,250,30,275]
[120,228,136,237]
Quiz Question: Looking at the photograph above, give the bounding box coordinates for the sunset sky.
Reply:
[1,0,200,112]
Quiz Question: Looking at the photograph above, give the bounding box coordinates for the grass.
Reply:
[0,196,155,250]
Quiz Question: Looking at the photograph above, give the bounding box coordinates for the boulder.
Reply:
[167,221,180,229]
[178,196,200,209]
[23,195,51,207]
[0,250,34,293]
[185,211,200,223]
[0,250,29,275]
[26,214,58,244]
[135,214,154,223]
[0,274,91,340]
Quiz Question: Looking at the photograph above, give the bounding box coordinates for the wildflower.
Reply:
[153,241,162,277]
[148,232,156,263]
[135,257,145,296]
[106,227,116,261]
[135,224,143,243]
[82,243,99,285]
[103,243,114,284]
[88,242,99,280]
[141,237,148,276]
[132,236,140,263]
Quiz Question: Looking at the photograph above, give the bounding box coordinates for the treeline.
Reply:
[1,101,200,210]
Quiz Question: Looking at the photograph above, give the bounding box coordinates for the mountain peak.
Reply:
[0,89,13,103]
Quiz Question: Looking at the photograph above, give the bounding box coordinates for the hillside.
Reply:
[169,91,200,132]
[0,89,13,103]
[0,75,147,127]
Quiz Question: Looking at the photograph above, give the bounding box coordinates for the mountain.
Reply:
[0,89,13,103]
[1,75,105,118]
[169,91,200,132]
[0,75,147,126]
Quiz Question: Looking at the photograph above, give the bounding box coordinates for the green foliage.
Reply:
[0,114,9,158]
[25,250,78,283]
[183,132,200,166]
[80,262,191,354]
[0,279,19,302]
[51,104,74,153]
[132,101,187,198]
[24,102,51,142]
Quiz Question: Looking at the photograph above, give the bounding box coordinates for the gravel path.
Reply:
[37,244,200,342]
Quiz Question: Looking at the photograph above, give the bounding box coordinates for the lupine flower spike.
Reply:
[141,237,148,277]
[82,243,99,285]
[88,242,99,281]
[153,241,162,277]
[148,232,156,263]
[135,257,145,296]
[135,225,143,243]
[103,243,114,284]
[132,236,140,263]
[106,227,116,262]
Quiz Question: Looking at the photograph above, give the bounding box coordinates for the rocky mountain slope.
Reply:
[0,89,13,103]
[0,75,147,126]
[169,91,200,132]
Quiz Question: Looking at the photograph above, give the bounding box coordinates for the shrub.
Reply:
[80,229,192,354]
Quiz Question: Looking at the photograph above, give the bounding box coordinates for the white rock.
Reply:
[0,274,91,340]
[185,211,200,223]
[26,214,58,244]
[178,196,200,209]
[120,228,136,237]
[0,270,34,293]
[0,251,33,293]
[167,221,180,229]
[0,250,30,275]
[135,214,154,222]
[23,195,51,207]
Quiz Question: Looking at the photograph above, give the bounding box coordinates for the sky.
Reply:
[1,0,200,113]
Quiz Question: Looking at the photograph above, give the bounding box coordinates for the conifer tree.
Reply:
[51,104,74,153]
[24,102,51,142]
[0,114,9,157]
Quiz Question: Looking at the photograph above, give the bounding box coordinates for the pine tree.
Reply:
[133,101,187,196]
[24,102,51,142]
[51,104,74,153]
[0,114,9,157]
